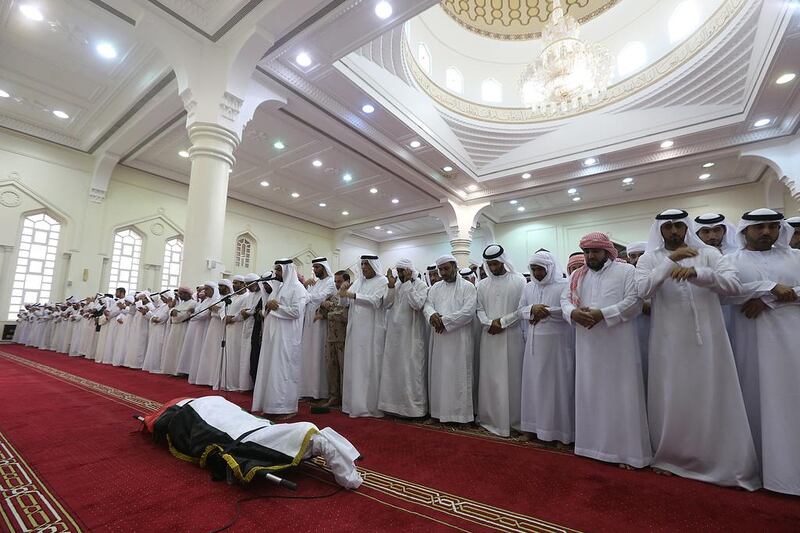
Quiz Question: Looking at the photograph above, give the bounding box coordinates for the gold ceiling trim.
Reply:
[406,0,747,124]
[440,0,622,41]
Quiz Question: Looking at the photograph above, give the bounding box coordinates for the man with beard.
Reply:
[787,216,800,249]
[562,232,650,469]
[161,287,196,375]
[518,251,575,444]
[340,255,388,418]
[378,259,429,418]
[476,244,526,437]
[317,271,350,408]
[635,209,759,490]
[724,209,800,496]
[424,255,478,424]
[300,258,336,400]
[426,264,441,286]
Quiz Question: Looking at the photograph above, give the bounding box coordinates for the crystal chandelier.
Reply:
[519,0,612,115]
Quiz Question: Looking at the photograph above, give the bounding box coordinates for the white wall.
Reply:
[0,130,377,322]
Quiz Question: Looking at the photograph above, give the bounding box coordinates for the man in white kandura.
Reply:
[300,257,336,400]
[340,255,388,418]
[476,244,526,437]
[562,232,651,469]
[252,259,308,416]
[626,241,651,386]
[724,209,800,496]
[161,287,195,375]
[787,216,800,249]
[378,258,429,418]
[423,255,478,424]
[220,275,246,388]
[235,273,261,391]
[518,251,575,444]
[635,209,759,489]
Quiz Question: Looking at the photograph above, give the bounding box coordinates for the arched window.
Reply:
[481,78,503,103]
[445,67,464,94]
[7,213,60,319]
[108,229,142,293]
[417,43,431,74]
[235,235,253,269]
[161,237,183,289]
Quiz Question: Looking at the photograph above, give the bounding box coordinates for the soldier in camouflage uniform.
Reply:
[317,270,350,407]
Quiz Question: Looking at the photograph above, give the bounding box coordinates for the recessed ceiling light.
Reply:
[442,165,453,172]
[509,200,518,205]
[52,110,69,119]
[391,198,399,204]
[517,206,525,212]
[178,150,190,158]
[273,140,285,150]
[776,73,796,85]
[343,173,352,182]
[0,89,9,98]
[291,192,300,198]
[567,188,578,195]
[374,225,381,230]
[583,157,597,166]
[295,52,312,67]
[409,140,421,148]
[369,187,378,194]
[341,210,349,216]
[19,4,43,21]
[375,1,393,19]
[312,159,322,167]
[699,173,711,180]
[702,162,715,168]
[96,42,117,59]
[260,180,269,187]
[362,104,375,114]
[521,172,532,179]
[318,202,326,207]
[467,184,479,191]
[660,140,674,149]
[622,177,634,185]
[753,118,771,128]
[572,196,582,202]
[386,230,393,234]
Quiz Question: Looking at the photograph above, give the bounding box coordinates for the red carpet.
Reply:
[2,344,800,532]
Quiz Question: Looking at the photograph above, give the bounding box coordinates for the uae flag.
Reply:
[142,396,362,488]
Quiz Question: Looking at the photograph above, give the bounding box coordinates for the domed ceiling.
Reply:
[440,0,621,40]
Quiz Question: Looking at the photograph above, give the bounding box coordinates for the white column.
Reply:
[442,200,490,267]
[180,123,239,284]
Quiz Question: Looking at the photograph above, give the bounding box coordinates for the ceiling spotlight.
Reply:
[386,230,393,234]
[178,150,190,158]
[19,4,43,21]
[0,89,9,98]
[362,104,375,114]
[702,162,715,168]
[583,157,597,166]
[753,118,771,128]
[273,140,285,150]
[517,206,525,212]
[699,173,711,180]
[52,110,69,119]
[343,173,352,182]
[374,226,381,230]
[312,159,322,167]
[660,140,674,149]
[375,1,393,19]
[467,184,479,191]
[318,202,326,207]
[341,211,349,216]
[291,192,300,198]
[521,172,532,179]
[369,187,378,194]
[572,196,582,202]
[260,180,269,187]
[409,140,421,148]
[776,73,796,85]
[391,198,399,204]
[567,188,578,195]
[295,52,312,67]
[622,177,634,185]
[96,42,117,59]
[509,200,518,205]
[442,165,453,172]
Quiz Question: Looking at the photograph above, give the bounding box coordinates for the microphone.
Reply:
[258,471,297,491]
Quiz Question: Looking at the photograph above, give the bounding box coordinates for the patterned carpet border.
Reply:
[0,350,577,533]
